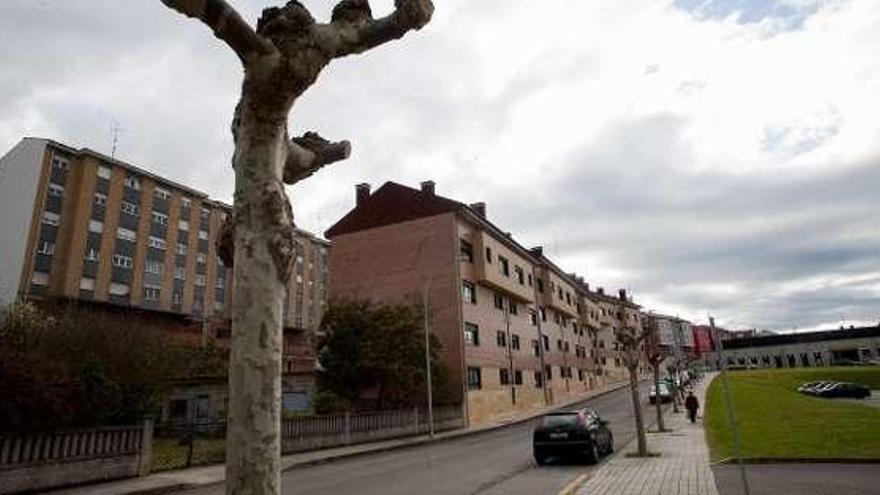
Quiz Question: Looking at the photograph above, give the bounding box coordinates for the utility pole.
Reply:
[423,281,434,438]
[711,316,750,495]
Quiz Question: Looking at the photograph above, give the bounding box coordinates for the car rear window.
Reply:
[543,414,578,427]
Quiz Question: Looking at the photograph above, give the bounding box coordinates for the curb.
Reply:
[129,381,635,494]
[711,457,880,466]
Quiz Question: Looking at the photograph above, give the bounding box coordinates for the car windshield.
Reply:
[542,414,579,427]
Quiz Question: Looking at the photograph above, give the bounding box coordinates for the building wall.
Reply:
[0,138,47,305]
[703,336,880,369]
[329,213,464,404]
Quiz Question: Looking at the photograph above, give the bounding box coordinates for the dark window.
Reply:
[499,368,510,385]
[511,334,520,350]
[537,278,544,293]
[515,266,524,285]
[528,274,533,286]
[514,369,523,385]
[499,256,510,276]
[485,247,492,263]
[496,331,507,347]
[564,341,570,353]
[170,399,188,419]
[529,310,537,326]
[532,339,540,356]
[540,307,547,322]
[462,280,476,304]
[467,367,482,390]
[578,369,585,381]
[542,335,549,351]
[534,371,543,388]
[557,339,563,351]
[464,323,479,346]
[509,302,517,315]
[494,293,504,310]
[460,239,473,262]
[545,365,552,381]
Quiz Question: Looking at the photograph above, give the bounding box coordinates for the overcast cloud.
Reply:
[1,0,878,331]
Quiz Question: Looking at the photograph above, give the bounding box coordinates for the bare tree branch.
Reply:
[160,0,277,63]
[283,132,352,184]
[325,0,434,58]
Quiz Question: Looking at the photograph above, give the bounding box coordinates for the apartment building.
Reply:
[0,138,328,410]
[580,287,644,383]
[325,180,635,425]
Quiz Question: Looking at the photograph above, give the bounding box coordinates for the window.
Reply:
[48,184,64,197]
[179,220,190,231]
[109,282,130,296]
[578,369,585,381]
[200,207,210,221]
[148,236,166,250]
[52,156,69,170]
[494,293,504,310]
[42,211,60,226]
[528,274,533,286]
[464,322,479,346]
[515,266,524,285]
[181,197,191,209]
[496,331,507,347]
[462,280,476,304]
[145,261,164,275]
[116,227,137,242]
[557,339,563,351]
[84,247,99,262]
[154,187,171,200]
[195,395,210,419]
[175,266,186,280]
[532,340,540,356]
[121,201,139,216]
[615,358,621,367]
[216,277,225,289]
[198,230,209,241]
[529,310,537,326]
[144,286,161,301]
[599,340,605,348]
[499,256,510,276]
[79,277,95,291]
[152,211,169,225]
[89,220,104,234]
[537,278,545,293]
[467,367,482,390]
[112,254,133,268]
[485,247,492,263]
[545,365,553,381]
[511,334,520,350]
[514,369,523,385]
[534,371,543,388]
[194,274,206,286]
[509,302,517,315]
[93,193,107,206]
[97,165,112,179]
[31,271,49,286]
[564,341,570,353]
[37,241,55,255]
[499,368,510,386]
[197,252,207,264]
[459,239,473,262]
[124,176,140,190]
[176,243,187,256]
[540,307,547,322]
[542,335,549,351]
[172,290,183,304]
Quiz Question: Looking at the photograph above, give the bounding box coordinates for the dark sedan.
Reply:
[814,382,871,399]
[532,408,613,465]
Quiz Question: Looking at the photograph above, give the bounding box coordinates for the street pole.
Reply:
[711,316,750,495]
[423,281,434,438]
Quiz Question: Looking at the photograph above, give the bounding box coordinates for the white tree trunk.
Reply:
[629,365,648,456]
[226,117,289,495]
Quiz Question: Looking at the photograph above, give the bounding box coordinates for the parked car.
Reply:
[533,409,613,465]
[814,382,871,399]
[649,383,673,404]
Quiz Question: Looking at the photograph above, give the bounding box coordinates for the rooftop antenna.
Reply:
[110,121,122,160]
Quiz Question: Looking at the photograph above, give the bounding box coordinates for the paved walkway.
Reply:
[577,374,719,495]
[52,380,630,495]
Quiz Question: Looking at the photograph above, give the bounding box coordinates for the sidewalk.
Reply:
[576,374,719,495]
[53,380,630,495]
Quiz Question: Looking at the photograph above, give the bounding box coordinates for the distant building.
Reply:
[0,137,328,414]
[325,181,633,425]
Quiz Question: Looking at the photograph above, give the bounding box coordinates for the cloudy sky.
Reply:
[1,0,878,331]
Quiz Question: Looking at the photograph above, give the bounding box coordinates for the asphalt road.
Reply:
[713,463,880,495]
[181,381,656,495]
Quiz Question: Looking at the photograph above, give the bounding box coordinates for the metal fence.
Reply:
[151,405,464,471]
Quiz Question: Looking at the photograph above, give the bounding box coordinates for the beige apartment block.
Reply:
[326,181,637,426]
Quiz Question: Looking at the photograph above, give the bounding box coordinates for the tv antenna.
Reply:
[110,121,123,159]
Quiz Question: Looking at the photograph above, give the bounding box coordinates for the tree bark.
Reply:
[652,361,666,432]
[628,364,648,456]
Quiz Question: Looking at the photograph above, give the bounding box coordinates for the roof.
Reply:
[325,181,462,238]
[722,326,880,350]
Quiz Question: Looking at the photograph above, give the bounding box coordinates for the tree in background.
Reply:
[0,303,227,434]
[645,322,670,433]
[614,313,652,456]
[316,300,447,412]
[156,2,434,491]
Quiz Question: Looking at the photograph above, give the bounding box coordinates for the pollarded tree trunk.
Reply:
[652,361,665,432]
[158,2,434,493]
[628,363,648,455]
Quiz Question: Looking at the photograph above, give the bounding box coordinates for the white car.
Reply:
[649,384,672,404]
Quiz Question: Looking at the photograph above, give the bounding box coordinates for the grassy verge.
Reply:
[705,367,880,462]
[152,437,226,471]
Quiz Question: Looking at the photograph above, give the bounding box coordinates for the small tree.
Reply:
[614,315,652,456]
[317,300,446,411]
[156,2,434,491]
[645,324,669,433]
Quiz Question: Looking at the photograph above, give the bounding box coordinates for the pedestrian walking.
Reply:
[684,391,699,423]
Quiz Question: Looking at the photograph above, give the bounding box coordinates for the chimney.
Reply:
[597,287,604,295]
[619,289,627,301]
[531,246,543,257]
[420,180,435,196]
[470,202,486,218]
[355,183,371,206]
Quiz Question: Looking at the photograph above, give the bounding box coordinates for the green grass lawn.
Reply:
[705,367,880,462]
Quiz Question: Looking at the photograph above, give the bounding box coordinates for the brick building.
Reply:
[325,181,635,425]
[0,137,328,413]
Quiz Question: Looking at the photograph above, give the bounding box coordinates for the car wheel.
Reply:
[606,434,614,454]
[534,451,547,466]
[586,443,600,464]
